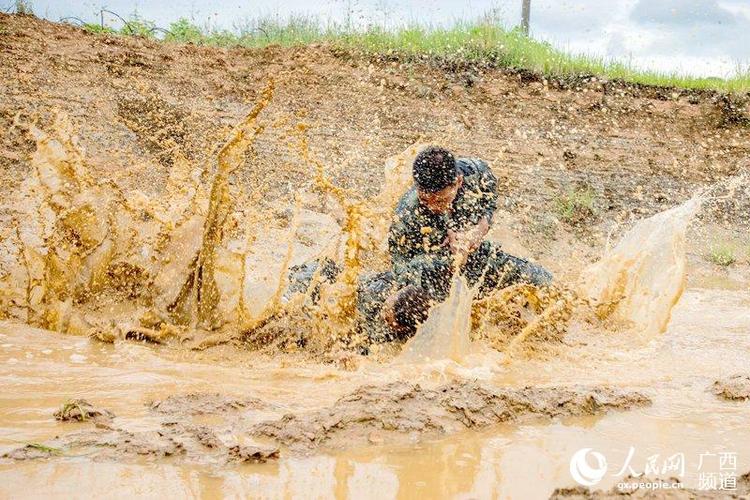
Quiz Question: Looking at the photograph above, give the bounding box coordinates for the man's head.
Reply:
[413,146,462,214]
[382,285,432,340]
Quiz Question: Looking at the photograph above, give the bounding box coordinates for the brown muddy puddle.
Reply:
[1,287,749,499]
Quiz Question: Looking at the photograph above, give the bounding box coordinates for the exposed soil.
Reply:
[712,375,750,401]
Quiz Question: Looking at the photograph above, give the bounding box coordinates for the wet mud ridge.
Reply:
[149,392,268,415]
[1,382,649,464]
[254,381,650,451]
[2,392,279,465]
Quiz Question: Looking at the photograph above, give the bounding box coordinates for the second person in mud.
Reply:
[288,146,552,345]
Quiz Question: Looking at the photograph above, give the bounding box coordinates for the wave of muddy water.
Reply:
[1,90,749,498]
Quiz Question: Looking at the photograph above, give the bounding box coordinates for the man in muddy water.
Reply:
[288,146,552,346]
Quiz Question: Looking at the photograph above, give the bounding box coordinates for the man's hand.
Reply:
[446,217,490,265]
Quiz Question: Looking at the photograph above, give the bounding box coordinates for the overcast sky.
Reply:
[21,0,750,78]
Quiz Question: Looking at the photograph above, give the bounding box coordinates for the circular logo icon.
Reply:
[570,448,608,486]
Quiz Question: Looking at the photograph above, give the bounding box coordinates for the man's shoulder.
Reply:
[395,186,419,216]
[456,157,490,177]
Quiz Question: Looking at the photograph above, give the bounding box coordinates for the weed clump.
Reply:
[707,243,736,267]
[54,399,115,422]
[13,0,33,16]
[82,23,116,35]
[165,18,203,44]
[554,186,597,225]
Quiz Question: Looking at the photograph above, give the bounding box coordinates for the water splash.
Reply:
[396,276,476,364]
[579,195,703,337]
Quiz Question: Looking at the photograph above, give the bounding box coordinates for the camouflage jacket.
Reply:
[387,157,498,297]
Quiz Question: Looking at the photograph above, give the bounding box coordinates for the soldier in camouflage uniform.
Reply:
[287,146,552,346]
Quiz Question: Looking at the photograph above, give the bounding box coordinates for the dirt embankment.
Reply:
[1,13,749,262]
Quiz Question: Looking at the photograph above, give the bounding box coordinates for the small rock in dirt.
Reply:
[149,392,266,416]
[190,426,223,449]
[88,327,117,343]
[712,375,750,401]
[54,399,114,422]
[227,444,280,463]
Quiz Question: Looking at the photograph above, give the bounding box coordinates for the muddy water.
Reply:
[1,284,749,499]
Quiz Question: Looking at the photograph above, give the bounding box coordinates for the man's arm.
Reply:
[447,159,498,260]
[447,216,489,263]
[388,214,452,301]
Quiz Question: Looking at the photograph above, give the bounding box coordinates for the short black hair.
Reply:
[413,146,457,193]
[393,285,432,332]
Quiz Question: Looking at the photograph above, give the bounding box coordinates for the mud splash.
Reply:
[579,196,702,337]
[4,86,692,364]
[396,276,477,364]
[0,84,359,351]
[393,193,702,367]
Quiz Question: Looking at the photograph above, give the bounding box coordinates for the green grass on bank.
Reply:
[45,13,750,93]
